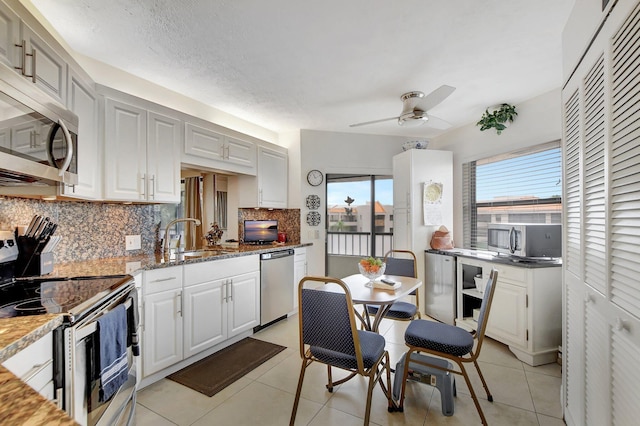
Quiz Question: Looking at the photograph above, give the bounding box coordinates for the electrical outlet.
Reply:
[125,235,141,251]
[126,261,141,274]
[430,375,437,386]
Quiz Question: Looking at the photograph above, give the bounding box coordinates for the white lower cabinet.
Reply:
[142,266,183,376]
[456,258,561,366]
[2,331,54,401]
[293,248,307,311]
[183,256,260,358]
[182,279,225,358]
[143,256,260,378]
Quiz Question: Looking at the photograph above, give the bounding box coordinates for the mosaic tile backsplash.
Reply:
[0,197,302,264]
[238,208,300,243]
[0,197,162,263]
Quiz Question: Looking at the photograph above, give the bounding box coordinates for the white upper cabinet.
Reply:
[147,111,182,202]
[104,98,147,201]
[19,23,66,105]
[0,2,19,68]
[0,1,66,105]
[183,121,257,175]
[236,145,288,208]
[103,91,182,203]
[65,69,101,199]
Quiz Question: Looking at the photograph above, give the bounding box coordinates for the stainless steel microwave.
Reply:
[0,62,78,189]
[487,223,562,258]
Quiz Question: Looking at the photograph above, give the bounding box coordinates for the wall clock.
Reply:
[306,194,321,210]
[306,169,324,186]
[306,211,321,226]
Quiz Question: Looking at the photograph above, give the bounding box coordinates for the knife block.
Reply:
[15,236,54,277]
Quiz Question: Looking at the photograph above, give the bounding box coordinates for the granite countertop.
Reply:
[0,315,76,425]
[48,242,312,277]
[0,242,312,424]
[425,248,562,268]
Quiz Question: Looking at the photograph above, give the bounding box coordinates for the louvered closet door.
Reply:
[562,1,640,425]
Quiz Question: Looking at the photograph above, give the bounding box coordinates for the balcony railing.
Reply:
[327,231,394,257]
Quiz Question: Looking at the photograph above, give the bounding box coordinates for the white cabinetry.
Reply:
[393,149,453,284]
[293,247,307,311]
[143,266,183,376]
[19,23,66,105]
[183,121,257,175]
[561,1,640,423]
[237,145,288,208]
[456,257,561,366]
[183,256,260,357]
[65,69,101,199]
[2,331,54,401]
[0,2,67,105]
[0,2,19,68]
[103,92,181,202]
[143,256,260,378]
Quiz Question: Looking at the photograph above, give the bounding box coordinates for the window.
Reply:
[326,174,393,257]
[463,141,562,249]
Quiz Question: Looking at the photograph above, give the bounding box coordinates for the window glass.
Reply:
[463,141,562,249]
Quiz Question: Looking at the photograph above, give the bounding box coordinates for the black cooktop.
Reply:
[0,274,132,320]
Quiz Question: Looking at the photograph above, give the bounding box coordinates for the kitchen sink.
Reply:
[169,249,233,260]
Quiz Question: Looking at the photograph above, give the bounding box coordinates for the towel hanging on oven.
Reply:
[97,304,129,402]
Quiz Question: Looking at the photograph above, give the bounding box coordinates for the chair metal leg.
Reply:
[290,358,311,426]
[472,358,493,402]
[457,362,488,426]
[327,365,334,392]
[364,369,377,425]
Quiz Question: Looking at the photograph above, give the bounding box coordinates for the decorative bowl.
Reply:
[402,140,429,151]
[358,262,386,287]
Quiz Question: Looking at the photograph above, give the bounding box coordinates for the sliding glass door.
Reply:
[325,174,393,277]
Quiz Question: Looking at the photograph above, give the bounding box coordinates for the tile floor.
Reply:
[135,316,565,425]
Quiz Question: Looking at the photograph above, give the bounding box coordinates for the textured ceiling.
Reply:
[29,0,575,139]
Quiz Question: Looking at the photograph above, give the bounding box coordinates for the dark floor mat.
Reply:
[167,337,286,397]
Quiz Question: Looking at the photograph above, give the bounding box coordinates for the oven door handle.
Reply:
[75,298,133,341]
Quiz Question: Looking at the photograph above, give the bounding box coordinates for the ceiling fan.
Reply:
[349,85,456,128]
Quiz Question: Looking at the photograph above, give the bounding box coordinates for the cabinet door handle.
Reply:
[14,40,26,75]
[176,292,182,316]
[229,279,233,302]
[149,174,155,199]
[150,276,177,283]
[140,175,146,198]
[29,47,36,83]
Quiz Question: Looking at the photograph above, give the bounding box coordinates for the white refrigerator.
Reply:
[392,149,453,307]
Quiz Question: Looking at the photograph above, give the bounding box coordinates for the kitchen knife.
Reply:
[33,217,50,240]
[25,215,40,237]
[40,223,57,241]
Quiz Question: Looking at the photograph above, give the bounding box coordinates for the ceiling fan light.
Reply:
[398,112,428,127]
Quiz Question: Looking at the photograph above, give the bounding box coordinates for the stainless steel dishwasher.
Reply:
[256,249,294,331]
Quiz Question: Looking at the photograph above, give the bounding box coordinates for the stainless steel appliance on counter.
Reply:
[487,223,561,258]
[424,251,457,325]
[0,258,138,425]
[256,249,294,331]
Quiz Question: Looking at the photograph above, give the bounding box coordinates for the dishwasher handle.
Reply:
[261,249,294,260]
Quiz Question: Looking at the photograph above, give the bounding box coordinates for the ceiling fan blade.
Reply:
[419,85,456,111]
[349,116,399,127]
[424,114,452,130]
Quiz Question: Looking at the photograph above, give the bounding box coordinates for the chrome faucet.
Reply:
[163,218,201,257]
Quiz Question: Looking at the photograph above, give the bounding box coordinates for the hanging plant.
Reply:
[476,103,517,135]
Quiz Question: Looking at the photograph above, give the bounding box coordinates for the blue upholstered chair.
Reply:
[365,250,420,321]
[290,276,394,426]
[396,269,499,426]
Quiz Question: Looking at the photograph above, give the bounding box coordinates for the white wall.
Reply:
[299,130,409,276]
[430,88,562,247]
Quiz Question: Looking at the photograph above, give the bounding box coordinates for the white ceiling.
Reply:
[29,0,575,140]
